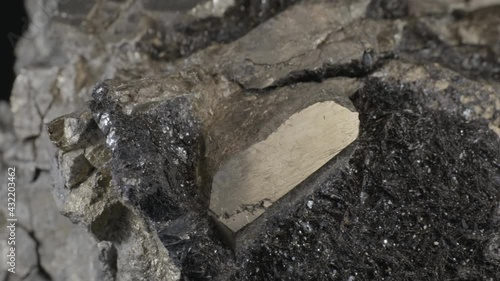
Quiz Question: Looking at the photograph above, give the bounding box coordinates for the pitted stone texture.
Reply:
[372,60,500,136]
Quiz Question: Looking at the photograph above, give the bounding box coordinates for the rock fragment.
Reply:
[59,150,94,189]
[210,91,359,233]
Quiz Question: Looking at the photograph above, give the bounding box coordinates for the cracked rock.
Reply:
[192,0,397,89]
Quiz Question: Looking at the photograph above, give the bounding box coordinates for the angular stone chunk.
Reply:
[210,101,359,232]
[10,67,59,139]
[84,142,112,169]
[60,171,113,225]
[60,150,94,189]
[189,0,400,90]
[47,109,100,152]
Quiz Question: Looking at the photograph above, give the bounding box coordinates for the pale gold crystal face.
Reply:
[210,101,359,232]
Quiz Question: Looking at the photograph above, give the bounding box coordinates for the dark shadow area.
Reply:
[2,1,27,102]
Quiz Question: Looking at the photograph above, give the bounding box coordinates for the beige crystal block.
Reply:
[210,101,359,232]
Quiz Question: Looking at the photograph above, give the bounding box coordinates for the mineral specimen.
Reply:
[3,0,500,280]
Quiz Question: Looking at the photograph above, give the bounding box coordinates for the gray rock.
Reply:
[97,241,117,281]
[12,227,37,278]
[207,0,394,89]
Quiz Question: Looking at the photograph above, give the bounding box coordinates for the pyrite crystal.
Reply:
[3,0,500,280]
[210,100,358,233]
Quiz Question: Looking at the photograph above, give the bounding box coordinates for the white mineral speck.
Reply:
[96,86,104,94]
[176,147,187,161]
[360,192,368,204]
[459,151,465,159]
[307,200,314,209]
[106,128,118,150]
[463,108,472,119]
[99,113,111,129]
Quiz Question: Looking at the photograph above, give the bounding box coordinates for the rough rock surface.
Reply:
[3,0,500,280]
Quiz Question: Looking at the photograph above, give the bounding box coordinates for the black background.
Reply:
[2,1,27,102]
